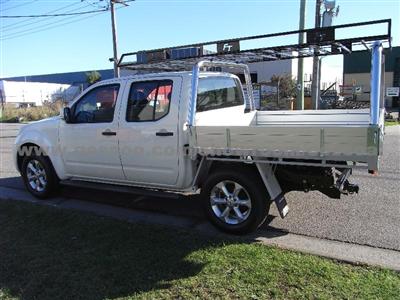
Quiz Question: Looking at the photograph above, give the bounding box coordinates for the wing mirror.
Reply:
[63,107,73,123]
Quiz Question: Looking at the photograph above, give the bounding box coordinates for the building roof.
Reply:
[344,46,400,74]
[0,69,114,85]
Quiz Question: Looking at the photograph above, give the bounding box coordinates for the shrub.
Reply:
[0,101,64,123]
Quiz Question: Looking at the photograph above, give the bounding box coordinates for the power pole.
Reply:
[110,0,119,78]
[311,0,323,109]
[110,0,128,78]
[296,0,306,110]
[0,95,3,119]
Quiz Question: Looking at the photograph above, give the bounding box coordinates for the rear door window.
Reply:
[126,80,173,122]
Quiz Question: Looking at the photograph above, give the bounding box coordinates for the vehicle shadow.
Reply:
[0,199,218,299]
[0,176,287,237]
[0,197,287,300]
[0,176,287,238]
[60,184,205,219]
[0,175,24,190]
[59,185,289,241]
[0,178,289,299]
[0,175,204,218]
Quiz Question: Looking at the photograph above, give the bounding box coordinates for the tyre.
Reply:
[201,167,271,234]
[21,153,59,199]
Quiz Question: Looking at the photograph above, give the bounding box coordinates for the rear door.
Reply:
[118,76,182,186]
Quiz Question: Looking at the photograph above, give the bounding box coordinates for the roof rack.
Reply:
[118,19,392,72]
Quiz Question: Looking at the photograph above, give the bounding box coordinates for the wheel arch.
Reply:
[15,141,67,180]
[196,159,262,189]
[200,162,271,234]
[16,142,46,172]
[195,158,289,219]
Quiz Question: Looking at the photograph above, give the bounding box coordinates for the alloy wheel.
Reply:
[26,159,47,192]
[210,180,252,225]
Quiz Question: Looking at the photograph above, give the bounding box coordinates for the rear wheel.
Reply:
[201,168,271,234]
[21,153,59,199]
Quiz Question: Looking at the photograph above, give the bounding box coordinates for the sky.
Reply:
[0,0,399,78]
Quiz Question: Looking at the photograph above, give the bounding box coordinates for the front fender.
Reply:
[14,120,68,179]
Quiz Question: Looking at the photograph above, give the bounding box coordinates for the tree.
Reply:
[270,74,296,99]
[86,71,102,85]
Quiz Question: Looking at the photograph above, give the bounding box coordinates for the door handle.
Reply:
[102,130,117,136]
[156,131,173,137]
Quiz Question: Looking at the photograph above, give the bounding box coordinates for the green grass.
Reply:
[385,120,400,127]
[0,200,399,300]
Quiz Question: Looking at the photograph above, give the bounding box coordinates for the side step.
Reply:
[60,180,181,200]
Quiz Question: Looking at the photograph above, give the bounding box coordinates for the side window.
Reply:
[73,84,119,123]
[126,80,173,122]
[197,77,244,112]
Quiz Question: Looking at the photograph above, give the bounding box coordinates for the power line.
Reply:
[0,8,108,18]
[1,2,87,32]
[82,0,108,9]
[1,4,105,38]
[0,10,108,41]
[0,5,127,41]
[1,9,99,39]
[1,0,39,12]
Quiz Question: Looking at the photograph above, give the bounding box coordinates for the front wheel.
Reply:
[201,168,271,234]
[21,154,59,199]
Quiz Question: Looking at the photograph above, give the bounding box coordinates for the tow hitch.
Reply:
[275,164,360,200]
[334,169,359,195]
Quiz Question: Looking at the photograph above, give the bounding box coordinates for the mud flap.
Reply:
[274,193,289,218]
[255,162,289,218]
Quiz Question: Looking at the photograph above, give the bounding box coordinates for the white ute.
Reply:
[14,47,385,234]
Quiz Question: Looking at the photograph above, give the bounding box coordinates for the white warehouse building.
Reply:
[0,81,71,107]
[248,57,342,90]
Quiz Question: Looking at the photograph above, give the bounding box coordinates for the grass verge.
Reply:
[0,200,399,300]
[385,120,400,127]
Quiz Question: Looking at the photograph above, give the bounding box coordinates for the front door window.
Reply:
[73,84,120,123]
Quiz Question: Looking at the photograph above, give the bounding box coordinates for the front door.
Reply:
[59,83,125,181]
[118,76,181,186]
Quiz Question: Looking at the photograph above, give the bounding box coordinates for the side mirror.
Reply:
[63,107,73,123]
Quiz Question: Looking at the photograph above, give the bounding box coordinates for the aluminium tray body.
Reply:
[189,109,384,170]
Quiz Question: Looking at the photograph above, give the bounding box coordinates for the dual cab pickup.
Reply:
[14,59,384,234]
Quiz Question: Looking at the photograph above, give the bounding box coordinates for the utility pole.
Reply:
[110,0,128,78]
[296,0,306,110]
[110,0,119,78]
[311,0,323,109]
[0,95,3,120]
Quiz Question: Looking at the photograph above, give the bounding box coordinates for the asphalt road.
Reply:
[1,123,399,251]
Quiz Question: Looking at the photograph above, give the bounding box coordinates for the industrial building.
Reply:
[343,46,400,108]
[2,69,114,86]
[1,57,341,107]
[0,81,71,107]
[0,69,114,106]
